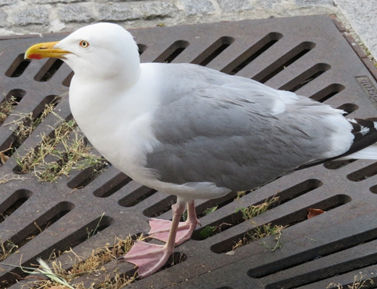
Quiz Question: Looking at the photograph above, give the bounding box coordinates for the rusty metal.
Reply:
[1,15,377,289]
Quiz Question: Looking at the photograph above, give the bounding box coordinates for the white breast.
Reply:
[68,64,161,182]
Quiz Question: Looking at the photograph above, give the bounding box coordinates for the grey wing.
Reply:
[146,65,348,191]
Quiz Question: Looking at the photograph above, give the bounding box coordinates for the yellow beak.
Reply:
[24,41,70,60]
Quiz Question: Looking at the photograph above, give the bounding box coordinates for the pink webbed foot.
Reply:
[148,217,199,245]
[149,200,199,245]
[124,199,189,277]
[123,240,172,277]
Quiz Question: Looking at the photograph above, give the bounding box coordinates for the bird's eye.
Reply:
[79,40,89,48]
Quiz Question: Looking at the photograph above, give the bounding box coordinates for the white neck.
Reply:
[68,63,160,139]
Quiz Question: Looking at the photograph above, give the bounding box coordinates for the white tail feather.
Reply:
[341,144,377,160]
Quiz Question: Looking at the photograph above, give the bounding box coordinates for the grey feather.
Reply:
[146,63,349,191]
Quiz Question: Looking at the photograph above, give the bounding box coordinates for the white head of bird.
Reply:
[25,23,141,85]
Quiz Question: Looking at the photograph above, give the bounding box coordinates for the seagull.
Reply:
[25,22,377,277]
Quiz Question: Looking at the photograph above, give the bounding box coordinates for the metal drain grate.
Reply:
[1,15,377,289]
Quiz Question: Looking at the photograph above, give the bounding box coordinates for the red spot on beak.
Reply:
[28,54,42,60]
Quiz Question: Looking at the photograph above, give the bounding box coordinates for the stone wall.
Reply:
[0,0,337,35]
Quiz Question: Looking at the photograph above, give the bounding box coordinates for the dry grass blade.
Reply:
[327,272,375,289]
[69,235,140,277]
[13,107,108,182]
[200,196,281,241]
[96,271,138,289]
[0,240,19,262]
[21,258,74,289]
[7,102,56,146]
[251,223,285,252]
[22,235,144,289]
[239,196,279,220]
[1,102,57,168]
[0,145,12,164]
[229,196,284,253]
[0,95,18,124]
[231,223,285,252]
[0,174,26,184]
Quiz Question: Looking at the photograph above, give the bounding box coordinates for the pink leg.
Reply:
[123,200,185,277]
[149,200,199,245]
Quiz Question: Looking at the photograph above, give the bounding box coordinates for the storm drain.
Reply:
[1,15,377,289]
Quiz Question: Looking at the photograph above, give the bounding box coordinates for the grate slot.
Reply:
[191,36,234,66]
[221,32,283,75]
[338,103,359,115]
[154,40,189,63]
[137,43,147,55]
[253,41,315,83]
[370,184,377,194]
[0,201,73,262]
[2,94,60,161]
[324,159,356,170]
[67,160,110,189]
[34,58,64,82]
[62,71,74,87]
[195,191,248,219]
[12,126,100,182]
[0,89,26,126]
[118,187,157,207]
[30,94,60,119]
[211,194,351,253]
[193,179,322,240]
[310,83,345,102]
[143,195,177,218]
[0,189,32,223]
[347,162,377,182]
[161,251,187,270]
[5,53,31,77]
[11,114,79,178]
[0,215,113,288]
[279,63,331,92]
[248,227,377,279]
[140,191,251,221]
[265,251,377,289]
[93,173,131,198]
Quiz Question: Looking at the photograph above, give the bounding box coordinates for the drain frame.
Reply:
[1,15,377,289]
